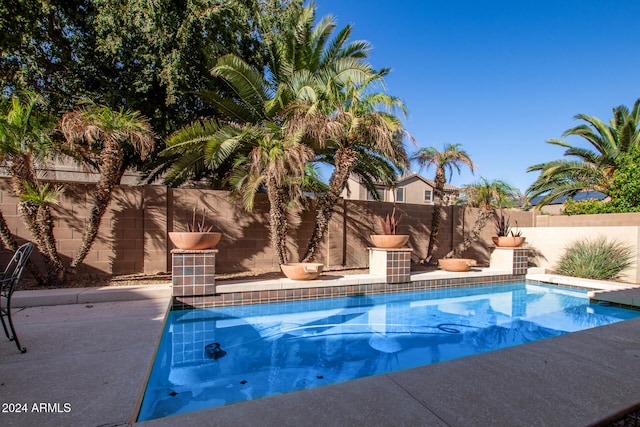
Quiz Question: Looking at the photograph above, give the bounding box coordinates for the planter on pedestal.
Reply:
[168,232,222,250]
[370,234,409,249]
[492,236,526,248]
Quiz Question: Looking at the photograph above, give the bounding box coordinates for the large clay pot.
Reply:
[168,232,222,250]
[438,258,477,272]
[492,236,526,248]
[370,234,410,249]
[281,263,324,280]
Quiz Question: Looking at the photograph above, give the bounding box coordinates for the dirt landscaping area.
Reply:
[19,263,440,290]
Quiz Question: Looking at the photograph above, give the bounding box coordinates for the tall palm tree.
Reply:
[161,50,322,264]
[158,4,379,264]
[298,73,410,262]
[527,99,640,207]
[60,103,155,273]
[412,143,475,263]
[0,92,61,283]
[444,178,519,259]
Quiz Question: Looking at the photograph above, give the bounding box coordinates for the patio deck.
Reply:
[1,270,639,426]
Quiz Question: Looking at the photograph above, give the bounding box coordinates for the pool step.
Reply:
[588,287,640,309]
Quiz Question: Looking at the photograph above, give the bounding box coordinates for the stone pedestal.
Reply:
[490,247,528,274]
[171,249,218,297]
[369,247,412,283]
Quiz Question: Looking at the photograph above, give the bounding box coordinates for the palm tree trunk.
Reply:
[70,141,123,272]
[0,209,17,251]
[426,205,442,262]
[426,168,446,262]
[302,147,358,262]
[10,156,62,283]
[277,187,289,264]
[0,208,44,284]
[10,157,40,243]
[443,208,493,259]
[267,178,288,265]
[36,205,65,284]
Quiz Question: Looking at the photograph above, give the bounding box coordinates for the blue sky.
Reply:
[315,0,640,193]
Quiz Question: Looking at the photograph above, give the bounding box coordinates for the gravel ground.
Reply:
[18,266,378,290]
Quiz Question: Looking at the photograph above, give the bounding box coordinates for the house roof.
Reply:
[396,172,460,192]
[529,190,608,206]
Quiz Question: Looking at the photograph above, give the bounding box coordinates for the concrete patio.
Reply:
[2,274,640,427]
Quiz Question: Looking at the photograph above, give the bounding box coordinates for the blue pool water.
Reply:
[138,282,640,421]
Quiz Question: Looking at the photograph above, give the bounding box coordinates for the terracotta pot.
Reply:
[438,258,477,272]
[370,234,409,249]
[281,262,324,280]
[168,232,222,250]
[492,236,526,248]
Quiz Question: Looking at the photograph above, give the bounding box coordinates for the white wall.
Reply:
[520,226,640,283]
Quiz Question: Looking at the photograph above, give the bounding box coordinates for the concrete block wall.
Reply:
[336,201,450,267]
[144,186,169,273]
[0,178,539,278]
[448,208,533,266]
[169,188,278,272]
[9,175,640,284]
[0,179,148,276]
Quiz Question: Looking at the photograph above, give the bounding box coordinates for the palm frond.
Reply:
[197,91,259,123]
[19,182,63,206]
[212,54,270,116]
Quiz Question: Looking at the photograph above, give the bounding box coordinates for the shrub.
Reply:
[556,237,634,280]
[562,199,619,215]
[609,146,640,210]
[562,198,640,215]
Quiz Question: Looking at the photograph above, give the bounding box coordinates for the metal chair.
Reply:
[0,242,34,353]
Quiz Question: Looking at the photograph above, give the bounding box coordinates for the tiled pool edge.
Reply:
[172,268,640,310]
[171,248,533,308]
[528,272,640,311]
[173,268,526,309]
[12,270,640,310]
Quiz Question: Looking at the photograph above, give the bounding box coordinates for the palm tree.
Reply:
[527,99,640,208]
[19,182,64,281]
[299,73,410,262]
[0,94,37,252]
[60,102,155,273]
[161,49,321,264]
[444,178,519,259]
[0,92,61,283]
[158,4,380,264]
[412,143,475,263]
[228,124,314,264]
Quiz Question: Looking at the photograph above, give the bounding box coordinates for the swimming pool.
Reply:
[137,282,640,421]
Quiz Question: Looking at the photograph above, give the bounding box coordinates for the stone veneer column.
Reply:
[171,249,218,298]
[489,247,529,274]
[368,248,413,283]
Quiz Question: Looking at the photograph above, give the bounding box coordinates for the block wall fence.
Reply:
[5,178,619,279]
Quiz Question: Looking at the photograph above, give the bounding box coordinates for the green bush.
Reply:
[609,146,640,210]
[556,237,634,280]
[562,199,640,215]
[562,199,618,215]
